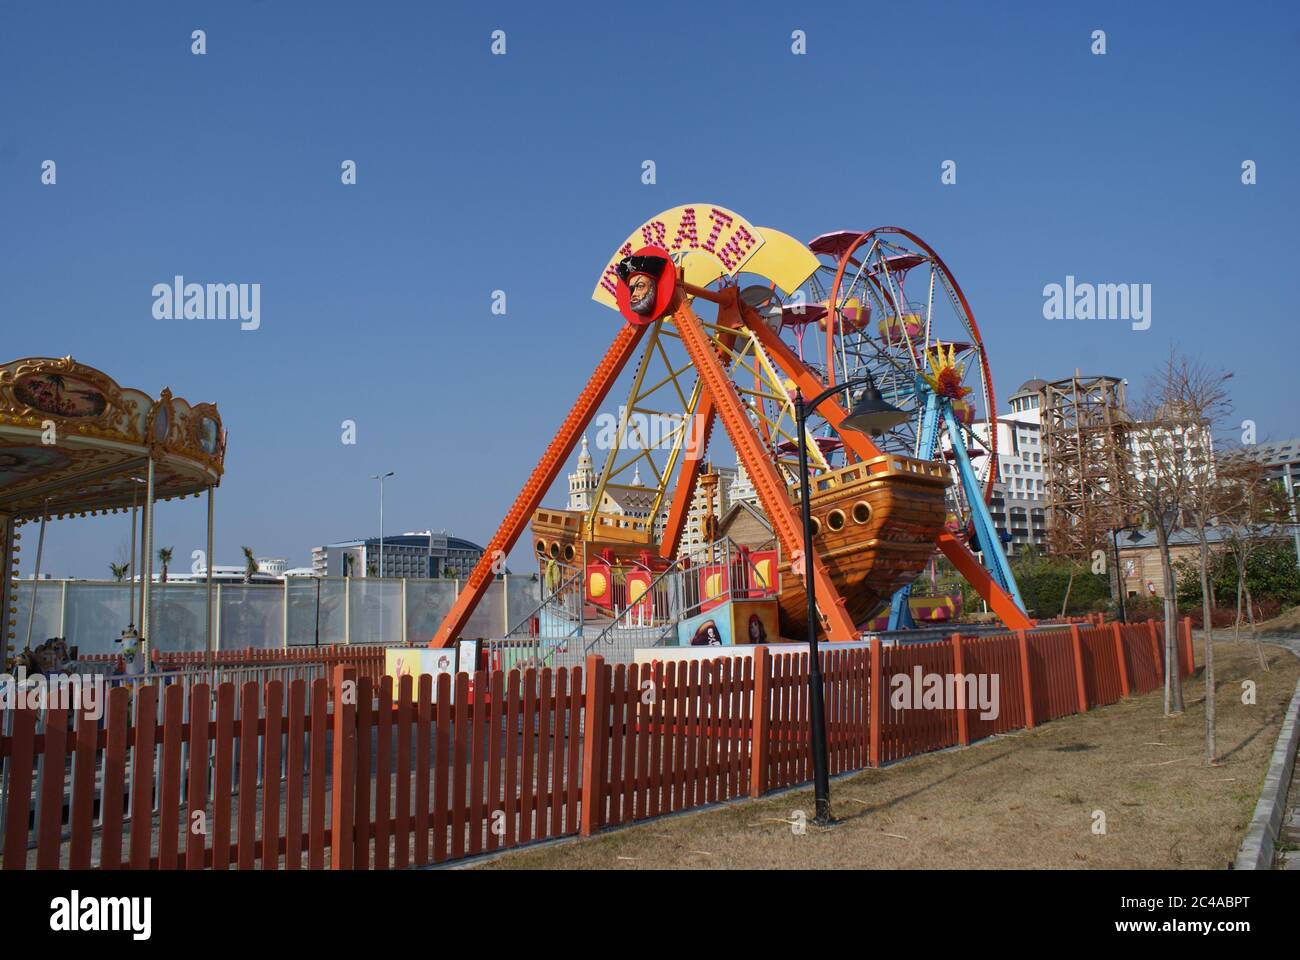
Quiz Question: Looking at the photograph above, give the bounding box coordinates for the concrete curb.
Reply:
[1235,675,1300,870]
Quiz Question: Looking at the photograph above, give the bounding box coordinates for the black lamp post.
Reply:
[1110,524,1146,623]
[794,374,909,825]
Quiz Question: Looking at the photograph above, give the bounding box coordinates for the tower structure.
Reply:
[566,435,598,511]
[1040,373,1131,558]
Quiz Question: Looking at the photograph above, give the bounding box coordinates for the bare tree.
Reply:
[1118,349,1220,716]
[1160,354,1233,759]
[1217,456,1290,670]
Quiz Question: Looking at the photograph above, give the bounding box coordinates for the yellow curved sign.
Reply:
[749,226,820,295]
[593,204,766,308]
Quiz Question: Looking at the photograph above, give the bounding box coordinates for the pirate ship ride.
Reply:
[532,451,948,635]
[431,205,1031,650]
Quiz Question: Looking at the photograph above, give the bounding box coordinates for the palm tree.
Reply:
[157,546,173,584]
[241,546,258,583]
[109,562,129,582]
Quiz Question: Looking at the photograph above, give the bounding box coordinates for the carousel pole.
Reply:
[24,500,49,651]
[206,485,215,678]
[128,483,139,631]
[141,458,155,656]
[137,485,147,631]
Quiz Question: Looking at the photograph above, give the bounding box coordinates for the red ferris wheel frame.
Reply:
[822,226,999,510]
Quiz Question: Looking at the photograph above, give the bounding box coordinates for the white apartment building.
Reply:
[969,379,1049,554]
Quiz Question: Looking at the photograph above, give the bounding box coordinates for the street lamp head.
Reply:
[841,379,910,438]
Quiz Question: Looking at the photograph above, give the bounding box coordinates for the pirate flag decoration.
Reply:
[614,245,676,325]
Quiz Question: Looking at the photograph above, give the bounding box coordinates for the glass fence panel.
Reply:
[218,583,284,649]
[347,578,403,645]
[286,576,347,646]
[403,579,457,646]
[149,582,210,652]
[11,577,544,656]
[62,582,134,657]
[461,579,506,639]
[504,575,541,633]
[10,580,65,651]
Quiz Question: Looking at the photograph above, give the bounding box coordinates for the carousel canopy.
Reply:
[0,356,226,522]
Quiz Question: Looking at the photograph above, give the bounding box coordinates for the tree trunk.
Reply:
[1244,581,1267,670]
[1234,561,1244,643]
[1156,527,1184,714]
[1198,532,1215,761]
[1060,566,1075,619]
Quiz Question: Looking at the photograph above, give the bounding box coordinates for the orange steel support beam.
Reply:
[430,322,649,647]
[658,311,744,560]
[731,291,1035,632]
[934,532,1032,630]
[672,292,858,641]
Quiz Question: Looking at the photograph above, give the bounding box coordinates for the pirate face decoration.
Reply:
[614,245,676,326]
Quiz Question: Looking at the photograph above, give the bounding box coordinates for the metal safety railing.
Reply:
[584,538,782,664]
[488,561,589,673]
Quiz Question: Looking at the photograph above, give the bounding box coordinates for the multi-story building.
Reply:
[970,379,1049,554]
[310,531,487,579]
[1223,435,1300,565]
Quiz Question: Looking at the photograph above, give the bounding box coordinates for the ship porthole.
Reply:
[549,542,561,559]
[563,544,576,563]
[809,516,822,536]
[827,509,846,532]
[852,501,872,525]
[536,539,548,557]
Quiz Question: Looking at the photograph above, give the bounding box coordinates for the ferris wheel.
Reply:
[785,228,1001,543]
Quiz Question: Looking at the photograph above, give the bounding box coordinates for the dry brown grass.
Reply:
[475,636,1299,870]
[1258,604,1300,635]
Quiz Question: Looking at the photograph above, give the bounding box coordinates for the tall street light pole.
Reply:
[794,373,908,826]
[371,471,395,644]
[371,471,395,578]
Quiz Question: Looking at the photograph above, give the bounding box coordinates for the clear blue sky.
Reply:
[2,0,1296,579]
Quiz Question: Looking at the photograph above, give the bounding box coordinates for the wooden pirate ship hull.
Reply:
[775,454,949,635]
[531,507,657,568]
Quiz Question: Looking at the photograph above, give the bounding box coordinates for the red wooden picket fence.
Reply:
[0,618,1195,869]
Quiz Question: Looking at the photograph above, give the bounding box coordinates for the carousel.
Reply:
[0,356,227,672]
